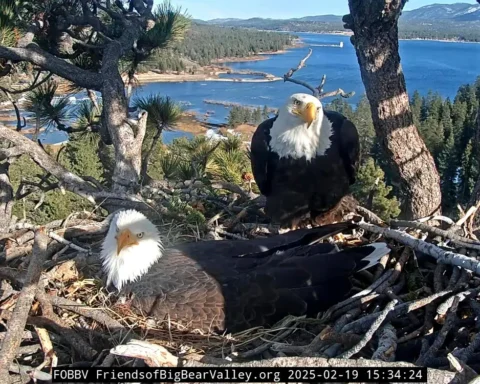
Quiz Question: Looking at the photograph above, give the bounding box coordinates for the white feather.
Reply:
[100,210,163,291]
[269,93,333,161]
[357,243,391,272]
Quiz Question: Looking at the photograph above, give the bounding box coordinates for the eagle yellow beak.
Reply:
[300,102,317,128]
[116,229,138,255]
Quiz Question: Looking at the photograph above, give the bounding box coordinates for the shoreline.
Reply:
[289,30,480,44]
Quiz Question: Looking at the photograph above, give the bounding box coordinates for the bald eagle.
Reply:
[251,93,360,229]
[100,210,389,333]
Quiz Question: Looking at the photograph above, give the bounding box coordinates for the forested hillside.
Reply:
[327,77,480,218]
[205,18,480,42]
[140,24,296,72]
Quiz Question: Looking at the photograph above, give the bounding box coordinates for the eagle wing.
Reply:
[325,110,360,185]
[250,117,277,196]
[125,232,388,333]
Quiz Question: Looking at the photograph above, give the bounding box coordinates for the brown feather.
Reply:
[118,223,387,333]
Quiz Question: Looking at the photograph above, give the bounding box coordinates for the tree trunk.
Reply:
[346,0,442,220]
[0,160,13,232]
[141,129,162,182]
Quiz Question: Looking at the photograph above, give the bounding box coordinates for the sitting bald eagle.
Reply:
[100,210,389,333]
[250,93,360,229]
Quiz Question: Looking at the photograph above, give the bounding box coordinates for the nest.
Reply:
[1,182,480,383]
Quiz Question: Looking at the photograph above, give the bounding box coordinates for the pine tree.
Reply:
[327,98,354,120]
[437,131,458,214]
[252,107,262,125]
[411,90,422,126]
[351,158,401,220]
[351,95,375,162]
[262,105,269,120]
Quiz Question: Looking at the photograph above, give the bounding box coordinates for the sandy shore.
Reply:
[212,50,288,63]
[134,71,282,84]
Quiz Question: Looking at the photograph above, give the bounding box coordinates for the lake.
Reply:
[12,33,480,144]
[137,33,479,125]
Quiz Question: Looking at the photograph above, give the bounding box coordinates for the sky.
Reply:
[162,0,478,21]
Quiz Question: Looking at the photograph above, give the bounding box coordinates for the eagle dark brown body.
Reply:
[119,223,388,333]
[251,110,360,228]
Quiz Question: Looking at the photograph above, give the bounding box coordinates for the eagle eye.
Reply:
[293,99,301,106]
[116,227,120,233]
[137,232,144,239]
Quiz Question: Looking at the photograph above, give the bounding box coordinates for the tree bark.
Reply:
[346,0,442,220]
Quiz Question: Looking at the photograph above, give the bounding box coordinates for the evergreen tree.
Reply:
[262,105,270,120]
[411,90,422,127]
[252,108,262,125]
[351,158,401,220]
[437,131,458,214]
[351,95,375,163]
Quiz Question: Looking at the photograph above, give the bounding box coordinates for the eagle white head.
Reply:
[269,93,331,160]
[279,93,323,129]
[100,210,163,291]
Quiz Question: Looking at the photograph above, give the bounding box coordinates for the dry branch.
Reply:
[47,295,126,332]
[339,299,397,358]
[111,339,456,382]
[0,230,49,383]
[282,48,355,100]
[372,323,397,362]
[391,219,480,250]
[359,221,480,275]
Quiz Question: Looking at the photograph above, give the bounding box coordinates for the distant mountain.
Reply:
[203,3,480,25]
[198,3,480,42]
[402,3,480,21]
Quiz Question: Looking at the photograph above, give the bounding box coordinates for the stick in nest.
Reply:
[339,299,398,359]
[0,230,49,383]
[283,48,355,100]
[416,296,460,366]
[359,221,480,275]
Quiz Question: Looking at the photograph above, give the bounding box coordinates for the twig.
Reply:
[391,219,480,250]
[356,206,384,226]
[0,230,49,383]
[318,89,355,99]
[47,295,126,332]
[34,326,57,374]
[372,323,397,362]
[110,340,177,367]
[7,364,52,381]
[284,48,313,80]
[457,205,479,227]
[339,299,397,359]
[282,48,354,99]
[341,289,453,334]
[416,296,460,366]
[239,316,299,358]
[47,231,89,253]
[111,340,455,382]
[359,221,480,275]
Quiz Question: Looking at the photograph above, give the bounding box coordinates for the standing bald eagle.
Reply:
[100,210,390,333]
[251,93,360,229]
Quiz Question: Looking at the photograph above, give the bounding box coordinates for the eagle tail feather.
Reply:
[354,243,391,272]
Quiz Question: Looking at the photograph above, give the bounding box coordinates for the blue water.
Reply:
[134,33,479,126]
[9,33,480,144]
